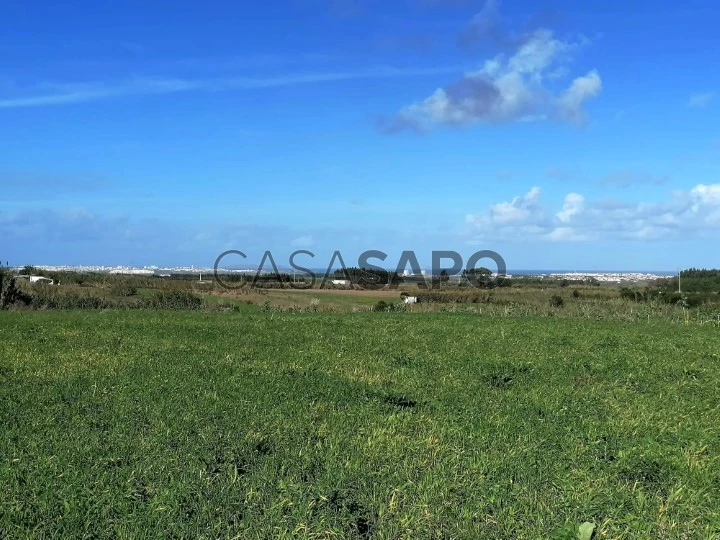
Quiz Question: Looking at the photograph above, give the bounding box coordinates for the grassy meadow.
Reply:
[2,309,720,538]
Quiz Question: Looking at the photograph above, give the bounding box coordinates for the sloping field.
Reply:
[1,311,719,538]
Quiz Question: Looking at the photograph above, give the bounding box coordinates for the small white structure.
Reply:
[29,275,55,285]
[403,296,418,304]
[332,279,349,286]
[109,268,154,276]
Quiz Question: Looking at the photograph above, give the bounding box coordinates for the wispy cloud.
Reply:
[0,66,458,109]
[600,170,669,188]
[0,171,108,201]
[687,91,715,108]
[458,0,563,51]
[459,0,516,49]
[290,235,314,248]
[546,167,670,188]
[0,78,200,108]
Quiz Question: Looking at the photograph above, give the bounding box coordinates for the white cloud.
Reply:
[383,26,601,131]
[290,235,314,248]
[491,186,541,223]
[545,227,586,242]
[555,193,584,223]
[466,186,545,230]
[691,183,720,205]
[557,70,602,123]
[465,183,720,242]
[507,29,568,75]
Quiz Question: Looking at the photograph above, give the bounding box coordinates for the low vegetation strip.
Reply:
[1,311,719,538]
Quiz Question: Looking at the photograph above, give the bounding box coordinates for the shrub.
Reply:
[620,287,646,302]
[415,291,493,304]
[143,290,204,310]
[572,289,580,298]
[549,294,564,308]
[19,265,39,276]
[110,284,138,297]
[28,291,117,310]
[19,282,205,311]
[0,271,28,309]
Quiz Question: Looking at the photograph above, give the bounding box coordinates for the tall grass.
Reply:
[18,283,206,310]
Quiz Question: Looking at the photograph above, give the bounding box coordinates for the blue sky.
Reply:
[1,0,719,271]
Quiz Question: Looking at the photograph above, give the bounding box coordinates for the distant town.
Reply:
[14,264,675,284]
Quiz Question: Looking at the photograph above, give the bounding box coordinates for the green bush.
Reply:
[0,270,28,309]
[28,291,117,310]
[549,295,564,308]
[143,290,204,310]
[25,285,204,311]
[621,287,716,307]
[19,265,39,276]
[110,284,138,297]
[415,291,494,304]
[372,300,406,312]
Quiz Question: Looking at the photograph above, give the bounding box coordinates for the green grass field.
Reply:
[2,311,719,538]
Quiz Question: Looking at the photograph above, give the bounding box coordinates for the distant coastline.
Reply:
[16,264,677,284]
